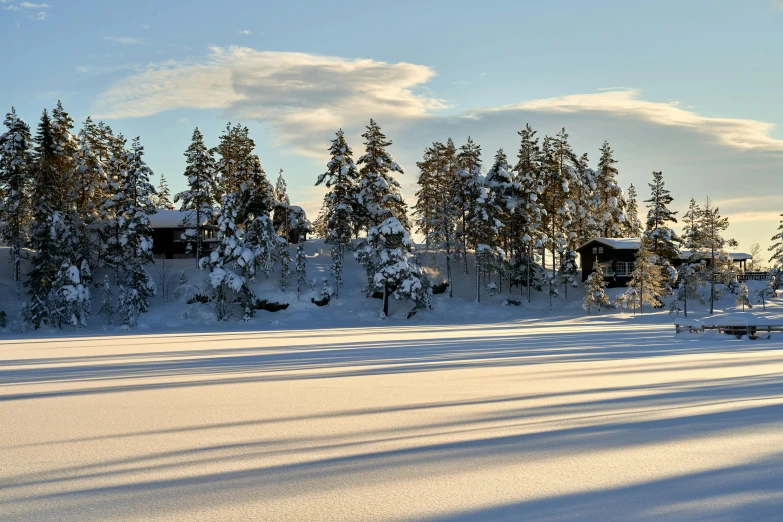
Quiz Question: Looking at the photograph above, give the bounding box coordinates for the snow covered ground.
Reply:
[3,312,783,520]
[2,243,783,520]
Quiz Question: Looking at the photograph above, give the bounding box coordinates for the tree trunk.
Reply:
[383,282,389,317]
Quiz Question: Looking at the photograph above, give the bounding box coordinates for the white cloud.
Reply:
[142,24,149,30]
[3,4,18,9]
[93,47,445,157]
[29,10,44,20]
[20,2,48,8]
[103,36,144,45]
[238,29,251,35]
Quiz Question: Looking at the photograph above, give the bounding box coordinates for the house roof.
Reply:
[149,209,216,229]
[577,237,752,260]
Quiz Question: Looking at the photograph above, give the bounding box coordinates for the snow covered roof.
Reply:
[148,209,215,229]
[578,237,752,260]
[577,238,641,251]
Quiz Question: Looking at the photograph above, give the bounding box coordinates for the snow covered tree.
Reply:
[456,137,483,273]
[175,128,219,261]
[643,171,680,297]
[212,122,255,200]
[357,119,409,232]
[0,108,32,298]
[698,197,736,314]
[273,169,291,240]
[51,261,91,329]
[626,238,666,313]
[583,264,611,315]
[155,174,175,210]
[295,242,307,298]
[671,261,706,317]
[279,238,291,292]
[593,141,627,238]
[359,217,431,318]
[470,182,503,301]
[315,129,360,297]
[115,137,157,316]
[768,213,783,274]
[512,125,545,302]
[100,274,113,327]
[736,282,752,311]
[622,183,643,237]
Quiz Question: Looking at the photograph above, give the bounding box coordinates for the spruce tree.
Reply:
[583,264,611,315]
[100,274,113,327]
[358,217,430,318]
[626,238,666,313]
[593,141,627,238]
[471,184,503,302]
[273,169,291,240]
[213,122,255,200]
[357,119,409,232]
[484,148,513,288]
[0,108,32,299]
[456,137,482,273]
[295,242,307,298]
[671,262,706,317]
[155,174,175,210]
[175,128,219,261]
[74,117,110,270]
[623,183,643,237]
[116,137,157,319]
[736,282,752,311]
[315,129,360,297]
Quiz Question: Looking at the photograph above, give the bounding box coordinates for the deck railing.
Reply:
[737,271,768,282]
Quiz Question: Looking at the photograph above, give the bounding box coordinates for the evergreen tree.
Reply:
[358,217,431,318]
[315,129,360,297]
[583,264,611,315]
[484,148,513,290]
[100,274,113,327]
[623,183,643,237]
[155,174,175,210]
[698,197,736,314]
[470,181,503,302]
[175,128,219,261]
[51,261,91,328]
[643,171,680,297]
[116,137,157,317]
[626,238,666,313]
[593,141,627,238]
[412,144,440,259]
[295,242,307,298]
[213,122,255,200]
[273,169,291,240]
[456,137,482,273]
[736,282,752,311]
[768,213,783,271]
[0,108,32,298]
[671,262,706,317]
[512,124,545,302]
[357,119,409,232]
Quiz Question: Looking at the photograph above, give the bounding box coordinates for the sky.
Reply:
[1,0,782,256]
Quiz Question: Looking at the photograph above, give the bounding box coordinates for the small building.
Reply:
[149,209,219,259]
[576,237,753,287]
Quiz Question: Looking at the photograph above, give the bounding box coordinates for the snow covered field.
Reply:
[3,313,783,521]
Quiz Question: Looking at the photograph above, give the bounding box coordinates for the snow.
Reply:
[1,243,783,520]
[148,209,214,229]
[579,237,753,261]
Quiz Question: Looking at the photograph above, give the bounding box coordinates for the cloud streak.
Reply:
[103,36,144,45]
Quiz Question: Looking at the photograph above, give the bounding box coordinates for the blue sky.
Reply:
[2,0,783,252]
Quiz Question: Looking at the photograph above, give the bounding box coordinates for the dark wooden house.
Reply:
[150,209,219,259]
[576,237,753,288]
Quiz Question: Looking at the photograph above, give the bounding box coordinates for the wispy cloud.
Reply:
[103,36,144,45]
[3,4,19,9]
[238,29,251,35]
[29,10,44,20]
[20,2,48,8]
[93,47,445,157]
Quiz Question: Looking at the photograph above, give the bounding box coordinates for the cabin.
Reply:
[149,209,219,259]
[576,237,753,288]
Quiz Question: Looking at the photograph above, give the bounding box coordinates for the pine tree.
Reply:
[52,261,91,328]
[768,213,783,271]
[315,129,360,297]
[484,148,513,290]
[456,137,482,273]
[512,124,545,302]
[357,119,409,232]
[359,217,431,318]
[295,242,307,298]
[100,274,113,327]
[698,197,736,314]
[0,108,32,299]
[623,183,643,237]
[213,122,255,200]
[155,174,175,210]
[583,264,611,315]
[175,128,219,261]
[471,183,503,302]
[736,282,752,311]
[279,239,292,292]
[627,238,666,313]
[643,171,680,298]
[74,117,110,270]
[593,141,627,238]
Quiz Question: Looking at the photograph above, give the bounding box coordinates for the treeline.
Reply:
[0,102,309,328]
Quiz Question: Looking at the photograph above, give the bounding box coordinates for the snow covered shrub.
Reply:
[503,299,521,307]
[583,265,611,315]
[736,282,752,311]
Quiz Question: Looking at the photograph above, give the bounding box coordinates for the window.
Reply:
[592,247,598,254]
[615,261,634,277]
